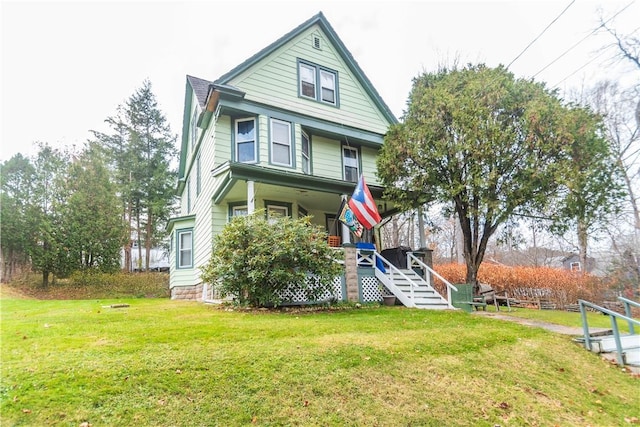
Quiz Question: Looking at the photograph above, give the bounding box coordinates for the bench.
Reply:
[451,284,487,313]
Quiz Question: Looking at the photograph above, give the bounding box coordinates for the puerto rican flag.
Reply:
[348,176,381,229]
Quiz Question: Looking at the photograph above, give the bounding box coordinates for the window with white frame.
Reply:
[298,60,338,106]
[320,70,336,104]
[267,203,289,223]
[299,63,316,99]
[177,229,193,269]
[301,131,310,174]
[235,118,256,163]
[231,205,248,218]
[342,146,359,182]
[270,118,292,166]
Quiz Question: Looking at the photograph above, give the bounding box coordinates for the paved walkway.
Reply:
[471,311,609,336]
[472,311,640,374]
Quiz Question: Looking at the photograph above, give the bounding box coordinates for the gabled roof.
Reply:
[213,11,397,125]
[186,75,211,109]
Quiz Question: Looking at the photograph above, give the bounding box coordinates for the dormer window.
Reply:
[298,60,338,106]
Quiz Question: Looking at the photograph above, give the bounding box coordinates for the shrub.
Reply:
[433,263,606,307]
[201,212,343,307]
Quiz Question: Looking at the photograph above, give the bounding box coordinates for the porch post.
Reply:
[247,180,255,214]
[340,194,351,244]
[343,243,359,302]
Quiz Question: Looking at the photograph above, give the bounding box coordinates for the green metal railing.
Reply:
[579,297,640,366]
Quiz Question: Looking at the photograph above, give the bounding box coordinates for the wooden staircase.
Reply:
[377,268,450,309]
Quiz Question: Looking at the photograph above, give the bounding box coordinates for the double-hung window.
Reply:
[270,118,292,167]
[177,229,193,269]
[342,146,359,182]
[298,60,338,106]
[301,131,310,174]
[235,118,256,163]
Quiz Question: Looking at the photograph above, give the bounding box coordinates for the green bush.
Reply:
[201,212,343,307]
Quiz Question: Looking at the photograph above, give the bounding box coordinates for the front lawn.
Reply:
[1,297,638,426]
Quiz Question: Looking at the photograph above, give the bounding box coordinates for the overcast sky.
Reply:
[1,0,638,162]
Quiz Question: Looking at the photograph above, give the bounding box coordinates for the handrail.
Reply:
[407,252,457,307]
[619,296,639,335]
[373,252,419,304]
[579,299,640,366]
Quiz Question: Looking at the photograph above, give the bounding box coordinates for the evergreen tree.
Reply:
[0,154,36,281]
[61,144,127,272]
[94,80,177,271]
[125,80,177,270]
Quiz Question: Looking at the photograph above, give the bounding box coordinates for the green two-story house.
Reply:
[168,12,398,300]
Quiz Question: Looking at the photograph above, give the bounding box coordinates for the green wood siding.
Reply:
[227,26,392,135]
[215,114,232,164]
[361,145,381,186]
[311,135,342,180]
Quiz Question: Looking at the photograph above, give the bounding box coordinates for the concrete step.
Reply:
[589,334,640,353]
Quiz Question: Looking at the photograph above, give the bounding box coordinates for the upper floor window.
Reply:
[298,60,338,106]
[235,118,256,163]
[177,229,193,269]
[301,131,310,174]
[270,118,292,167]
[342,146,359,182]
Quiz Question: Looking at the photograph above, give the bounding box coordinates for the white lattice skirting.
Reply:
[276,276,344,304]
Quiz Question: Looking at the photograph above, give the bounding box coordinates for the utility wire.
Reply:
[532,1,636,78]
[550,48,610,88]
[506,0,575,69]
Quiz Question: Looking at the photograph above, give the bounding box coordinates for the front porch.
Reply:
[198,245,455,310]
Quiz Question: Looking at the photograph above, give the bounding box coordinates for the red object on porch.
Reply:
[328,236,341,247]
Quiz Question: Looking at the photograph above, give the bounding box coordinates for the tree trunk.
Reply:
[42,270,49,288]
[145,210,152,271]
[577,220,588,276]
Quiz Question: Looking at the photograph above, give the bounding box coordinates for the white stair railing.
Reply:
[356,248,419,307]
[407,252,457,308]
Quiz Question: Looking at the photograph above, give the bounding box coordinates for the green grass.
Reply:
[1,298,639,426]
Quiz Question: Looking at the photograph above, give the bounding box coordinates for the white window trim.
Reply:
[270,118,292,167]
[177,229,193,269]
[235,117,257,163]
[266,204,289,223]
[232,205,248,217]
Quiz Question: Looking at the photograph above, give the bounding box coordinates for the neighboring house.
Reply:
[167,12,398,300]
[562,254,596,274]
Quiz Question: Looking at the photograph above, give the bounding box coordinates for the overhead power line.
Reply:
[532,1,636,79]
[506,0,576,69]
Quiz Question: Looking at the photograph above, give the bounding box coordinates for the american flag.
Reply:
[348,176,381,229]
